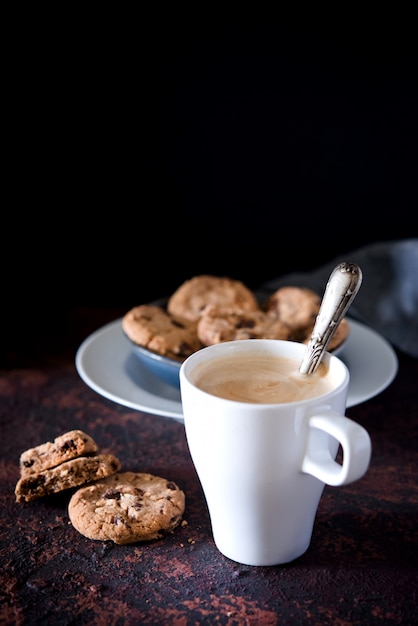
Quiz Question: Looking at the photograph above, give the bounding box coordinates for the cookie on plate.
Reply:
[265,286,350,351]
[197,306,292,346]
[167,275,259,322]
[68,471,186,544]
[15,454,121,503]
[301,317,350,352]
[263,286,321,330]
[19,429,98,476]
[122,304,202,361]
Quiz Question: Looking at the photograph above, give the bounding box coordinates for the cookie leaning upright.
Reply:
[167,275,259,322]
[68,471,186,544]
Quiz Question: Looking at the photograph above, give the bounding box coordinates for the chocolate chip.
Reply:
[166,482,177,490]
[23,460,34,468]
[60,440,77,453]
[171,319,186,329]
[177,343,193,358]
[177,342,193,357]
[112,514,131,529]
[236,319,255,329]
[103,489,121,500]
[26,475,46,489]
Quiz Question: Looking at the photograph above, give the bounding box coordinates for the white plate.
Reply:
[75,318,398,423]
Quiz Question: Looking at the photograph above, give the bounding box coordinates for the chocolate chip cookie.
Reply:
[264,286,350,350]
[15,454,121,503]
[122,304,202,361]
[167,275,259,322]
[197,306,292,345]
[68,471,186,544]
[19,429,98,476]
[303,317,350,352]
[263,286,321,330]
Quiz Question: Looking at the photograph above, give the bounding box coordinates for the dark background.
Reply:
[4,22,417,364]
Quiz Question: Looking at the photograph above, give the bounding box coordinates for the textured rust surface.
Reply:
[1,318,417,625]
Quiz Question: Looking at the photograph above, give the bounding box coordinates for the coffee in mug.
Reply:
[192,352,334,404]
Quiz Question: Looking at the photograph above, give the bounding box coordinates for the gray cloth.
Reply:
[259,239,418,358]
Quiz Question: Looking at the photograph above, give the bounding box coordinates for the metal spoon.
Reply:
[298,262,362,375]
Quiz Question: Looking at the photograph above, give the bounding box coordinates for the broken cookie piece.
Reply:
[15,454,121,503]
[19,429,98,476]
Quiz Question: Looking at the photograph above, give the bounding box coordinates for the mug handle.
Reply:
[302,412,372,486]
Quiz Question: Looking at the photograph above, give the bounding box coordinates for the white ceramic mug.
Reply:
[180,339,371,566]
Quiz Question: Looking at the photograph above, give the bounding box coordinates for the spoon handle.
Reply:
[299,262,362,375]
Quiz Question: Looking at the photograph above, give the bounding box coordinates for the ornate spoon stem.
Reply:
[298,262,362,375]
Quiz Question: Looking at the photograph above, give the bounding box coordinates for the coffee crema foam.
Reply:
[193,354,333,404]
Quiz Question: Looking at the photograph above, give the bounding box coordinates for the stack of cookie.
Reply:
[15,430,186,545]
[122,275,350,361]
[15,429,121,503]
